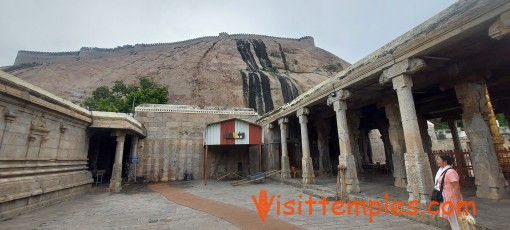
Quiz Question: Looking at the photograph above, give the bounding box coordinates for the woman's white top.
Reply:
[434,165,451,190]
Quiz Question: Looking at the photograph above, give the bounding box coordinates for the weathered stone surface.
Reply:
[327,89,359,193]
[314,118,332,176]
[384,98,407,188]
[0,71,92,220]
[454,81,509,199]
[391,74,433,207]
[134,104,259,181]
[489,11,510,40]
[8,34,348,115]
[297,107,314,184]
[278,118,291,179]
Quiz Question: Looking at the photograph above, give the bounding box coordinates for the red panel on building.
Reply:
[249,124,262,145]
[220,119,236,145]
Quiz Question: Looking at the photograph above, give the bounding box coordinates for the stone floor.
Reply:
[0,185,238,230]
[176,180,438,229]
[282,174,510,230]
[0,180,440,230]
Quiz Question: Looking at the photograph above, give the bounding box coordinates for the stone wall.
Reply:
[133,104,259,181]
[0,70,92,220]
[13,33,315,66]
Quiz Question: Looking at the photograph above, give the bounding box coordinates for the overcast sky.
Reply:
[0,0,457,67]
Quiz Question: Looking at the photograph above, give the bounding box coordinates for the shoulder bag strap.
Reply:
[439,168,451,192]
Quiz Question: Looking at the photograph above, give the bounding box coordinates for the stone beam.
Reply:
[327,89,360,193]
[489,11,510,40]
[380,58,427,85]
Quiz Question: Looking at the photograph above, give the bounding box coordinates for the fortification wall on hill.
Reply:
[13,33,315,66]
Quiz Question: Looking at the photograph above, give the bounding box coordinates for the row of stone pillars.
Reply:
[270,59,508,206]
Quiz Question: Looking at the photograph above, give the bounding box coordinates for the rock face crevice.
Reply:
[8,34,349,115]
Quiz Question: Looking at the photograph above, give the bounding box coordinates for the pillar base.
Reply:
[281,155,291,179]
[344,155,360,193]
[109,164,123,192]
[476,182,509,200]
[404,152,434,208]
[394,178,407,188]
[302,157,315,184]
[109,179,122,192]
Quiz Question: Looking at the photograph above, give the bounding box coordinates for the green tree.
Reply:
[83,76,168,113]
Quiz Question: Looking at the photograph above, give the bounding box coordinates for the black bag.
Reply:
[431,168,451,203]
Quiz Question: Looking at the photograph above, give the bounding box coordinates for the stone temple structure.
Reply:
[1,0,510,222]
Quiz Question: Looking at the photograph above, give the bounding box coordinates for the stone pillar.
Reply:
[392,75,434,207]
[110,131,126,192]
[347,112,364,174]
[128,135,139,182]
[418,115,433,154]
[384,100,407,188]
[455,81,508,199]
[279,118,291,179]
[327,90,360,193]
[297,108,315,184]
[447,119,462,151]
[359,129,372,164]
[266,123,279,171]
[315,119,332,176]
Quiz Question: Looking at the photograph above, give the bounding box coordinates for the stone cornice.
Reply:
[0,70,91,123]
[90,111,146,137]
[135,104,259,116]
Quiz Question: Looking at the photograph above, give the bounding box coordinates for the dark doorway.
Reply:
[87,130,132,185]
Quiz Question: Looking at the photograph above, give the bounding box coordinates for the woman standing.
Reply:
[435,154,463,230]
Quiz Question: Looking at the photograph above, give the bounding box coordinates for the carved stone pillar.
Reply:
[384,99,407,188]
[455,81,509,199]
[327,90,360,193]
[447,119,462,151]
[315,118,332,176]
[297,108,314,184]
[347,111,364,174]
[418,114,432,154]
[110,131,126,192]
[392,75,434,207]
[279,118,291,179]
[266,123,279,171]
[380,58,434,207]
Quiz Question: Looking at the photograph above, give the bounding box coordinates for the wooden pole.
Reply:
[205,145,208,185]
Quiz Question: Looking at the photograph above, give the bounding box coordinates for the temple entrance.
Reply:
[87,130,132,187]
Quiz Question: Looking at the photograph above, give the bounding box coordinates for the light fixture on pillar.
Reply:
[330,83,337,97]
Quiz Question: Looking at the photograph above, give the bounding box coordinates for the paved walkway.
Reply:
[175,180,440,229]
[1,181,441,230]
[149,183,301,230]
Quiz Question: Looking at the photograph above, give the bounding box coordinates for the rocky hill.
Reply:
[4,33,349,115]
